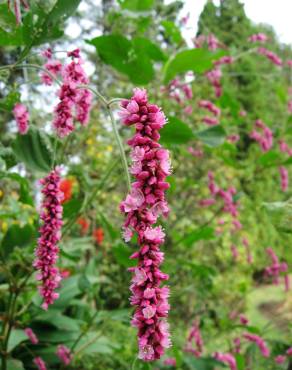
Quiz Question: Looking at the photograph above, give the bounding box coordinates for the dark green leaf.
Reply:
[63,198,83,219]
[112,243,136,267]
[0,91,21,111]
[161,20,183,45]
[195,126,226,147]
[1,224,35,258]
[12,127,52,172]
[118,0,154,11]
[163,49,225,84]
[180,227,215,248]
[160,117,194,145]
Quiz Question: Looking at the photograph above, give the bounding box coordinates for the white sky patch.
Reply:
[169,0,292,45]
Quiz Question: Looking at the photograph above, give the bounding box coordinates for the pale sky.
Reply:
[180,0,292,45]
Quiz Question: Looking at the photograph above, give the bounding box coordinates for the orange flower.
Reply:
[59,179,73,203]
[77,217,90,235]
[93,227,104,245]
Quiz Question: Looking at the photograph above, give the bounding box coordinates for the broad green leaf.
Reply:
[257,151,281,167]
[76,333,116,355]
[34,311,81,331]
[112,243,136,267]
[118,0,154,11]
[161,20,183,45]
[163,49,225,84]
[0,172,33,205]
[12,127,52,172]
[88,34,163,84]
[7,329,28,352]
[0,91,21,111]
[263,200,292,233]
[63,197,83,219]
[217,92,240,117]
[184,355,227,369]
[160,117,194,145]
[78,274,91,292]
[1,224,35,258]
[52,276,82,308]
[0,5,24,46]
[195,125,226,147]
[180,227,215,248]
[7,359,24,370]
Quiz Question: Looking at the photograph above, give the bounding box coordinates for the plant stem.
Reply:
[107,107,131,192]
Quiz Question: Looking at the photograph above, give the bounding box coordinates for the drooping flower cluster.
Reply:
[257,47,282,66]
[205,68,222,98]
[198,100,221,126]
[248,33,268,43]
[250,119,273,152]
[193,34,220,50]
[56,345,72,366]
[13,103,29,134]
[214,352,237,370]
[40,48,92,137]
[120,88,171,361]
[265,247,289,291]
[243,333,270,357]
[24,327,38,344]
[33,357,47,370]
[161,78,193,114]
[33,169,63,310]
[279,166,289,192]
[185,320,204,357]
[8,0,29,25]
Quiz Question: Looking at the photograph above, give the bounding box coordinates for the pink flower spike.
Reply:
[33,357,47,370]
[56,345,72,366]
[243,333,270,357]
[13,103,29,134]
[120,88,171,361]
[33,169,63,309]
[24,328,38,344]
[275,355,286,364]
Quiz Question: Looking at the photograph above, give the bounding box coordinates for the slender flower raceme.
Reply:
[13,103,29,134]
[214,352,237,370]
[120,88,171,361]
[185,320,204,357]
[279,166,288,192]
[257,47,282,66]
[243,333,270,357]
[33,169,63,310]
[24,328,38,344]
[51,49,92,137]
[56,345,72,366]
[248,33,268,43]
[33,357,47,370]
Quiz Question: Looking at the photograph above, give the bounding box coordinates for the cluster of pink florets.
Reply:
[119,88,171,361]
[265,247,289,291]
[13,103,29,134]
[250,119,273,152]
[33,168,63,310]
[161,77,193,115]
[41,48,92,137]
[257,47,282,66]
[248,33,268,43]
[184,320,204,357]
[193,34,220,51]
[214,352,237,370]
[198,99,221,126]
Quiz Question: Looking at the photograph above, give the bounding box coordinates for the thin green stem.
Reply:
[107,107,131,192]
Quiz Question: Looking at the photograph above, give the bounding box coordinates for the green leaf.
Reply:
[180,227,215,248]
[0,172,33,205]
[160,117,194,145]
[161,20,183,45]
[263,200,292,233]
[257,151,281,167]
[7,329,28,352]
[1,224,35,258]
[217,92,240,117]
[195,125,226,147]
[184,355,227,369]
[112,243,136,267]
[34,311,81,331]
[78,274,91,292]
[76,333,115,354]
[63,197,83,219]
[0,5,24,46]
[52,276,82,309]
[118,0,154,11]
[163,49,225,84]
[88,34,163,84]
[0,91,21,111]
[7,359,24,370]
[12,127,52,173]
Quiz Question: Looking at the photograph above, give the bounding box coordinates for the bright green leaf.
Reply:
[195,125,226,147]
[118,0,154,11]
[160,117,194,145]
[1,224,35,258]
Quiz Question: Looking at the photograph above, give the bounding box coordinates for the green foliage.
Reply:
[160,117,194,145]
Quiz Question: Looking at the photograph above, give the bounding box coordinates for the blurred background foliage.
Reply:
[0,0,291,369]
